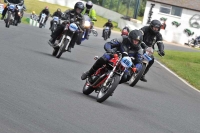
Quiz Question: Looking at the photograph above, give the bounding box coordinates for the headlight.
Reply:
[84,20,91,28]
[18,12,20,15]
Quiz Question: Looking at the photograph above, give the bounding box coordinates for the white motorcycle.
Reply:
[39,13,47,28]
[51,19,80,58]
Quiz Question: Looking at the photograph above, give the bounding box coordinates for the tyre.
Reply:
[129,63,146,87]
[76,32,83,45]
[39,23,42,28]
[82,81,94,95]
[14,19,18,26]
[6,13,11,28]
[52,47,59,56]
[104,32,108,41]
[96,75,120,103]
[56,39,68,58]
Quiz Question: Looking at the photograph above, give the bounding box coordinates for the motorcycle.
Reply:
[103,27,110,41]
[16,4,25,22]
[76,15,91,45]
[5,3,19,28]
[39,13,47,28]
[52,19,80,58]
[128,47,154,87]
[82,52,137,103]
[51,16,60,33]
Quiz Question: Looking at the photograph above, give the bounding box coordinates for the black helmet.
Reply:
[57,8,61,12]
[150,20,161,34]
[86,1,93,9]
[74,2,85,13]
[108,19,112,22]
[128,30,143,48]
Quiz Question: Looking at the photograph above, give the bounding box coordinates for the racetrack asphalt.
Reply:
[0,20,200,133]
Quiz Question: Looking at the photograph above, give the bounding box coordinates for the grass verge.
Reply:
[24,0,120,31]
[154,50,200,90]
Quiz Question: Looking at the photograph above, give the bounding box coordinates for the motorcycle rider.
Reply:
[102,19,113,38]
[38,6,50,25]
[48,2,85,52]
[30,11,37,20]
[140,19,165,82]
[81,1,97,40]
[49,8,62,30]
[1,0,24,20]
[81,30,144,83]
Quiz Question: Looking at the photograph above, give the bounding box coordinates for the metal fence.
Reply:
[83,0,141,19]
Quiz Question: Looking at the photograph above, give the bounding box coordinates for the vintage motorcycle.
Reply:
[128,47,154,87]
[51,19,80,58]
[5,4,20,27]
[51,16,60,33]
[82,52,137,103]
[76,15,91,45]
[103,27,110,41]
[39,13,47,28]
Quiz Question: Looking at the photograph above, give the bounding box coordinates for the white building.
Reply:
[143,0,200,45]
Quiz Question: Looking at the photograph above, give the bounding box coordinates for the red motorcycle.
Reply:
[82,52,137,103]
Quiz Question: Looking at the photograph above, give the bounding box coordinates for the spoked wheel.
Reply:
[56,39,68,58]
[129,63,146,87]
[96,75,120,103]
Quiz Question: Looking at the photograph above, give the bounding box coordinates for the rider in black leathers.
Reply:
[140,19,165,82]
[48,2,85,52]
[38,6,50,25]
[81,30,144,83]
[49,8,62,29]
[102,19,113,38]
[1,0,24,20]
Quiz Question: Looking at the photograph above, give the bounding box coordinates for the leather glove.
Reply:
[158,50,165,56]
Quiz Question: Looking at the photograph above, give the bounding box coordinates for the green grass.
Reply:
[24,0,121,31]
[155,50,200,90]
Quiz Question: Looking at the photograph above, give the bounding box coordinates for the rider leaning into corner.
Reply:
[48,2,85,52]
[139,19,165,82]
[81,30,145,84]
[1,0,24,21]
[38,6,50,25]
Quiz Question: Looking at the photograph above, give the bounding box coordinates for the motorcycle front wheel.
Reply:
[129,63,146,87]
[56,38,68,58]
[96,75,120,103]
[82,81,94,95]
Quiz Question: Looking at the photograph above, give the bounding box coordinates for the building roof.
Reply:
[148,0,200,12]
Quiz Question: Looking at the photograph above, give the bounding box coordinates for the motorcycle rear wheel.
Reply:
[129,63,146,87]
[96,75,120,103]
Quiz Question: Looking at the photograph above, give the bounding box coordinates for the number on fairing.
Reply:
[120,57,132,68]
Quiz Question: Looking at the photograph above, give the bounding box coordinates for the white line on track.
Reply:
[155,60,200,93]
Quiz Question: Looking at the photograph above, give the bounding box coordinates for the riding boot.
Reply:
[81,57,106,80]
